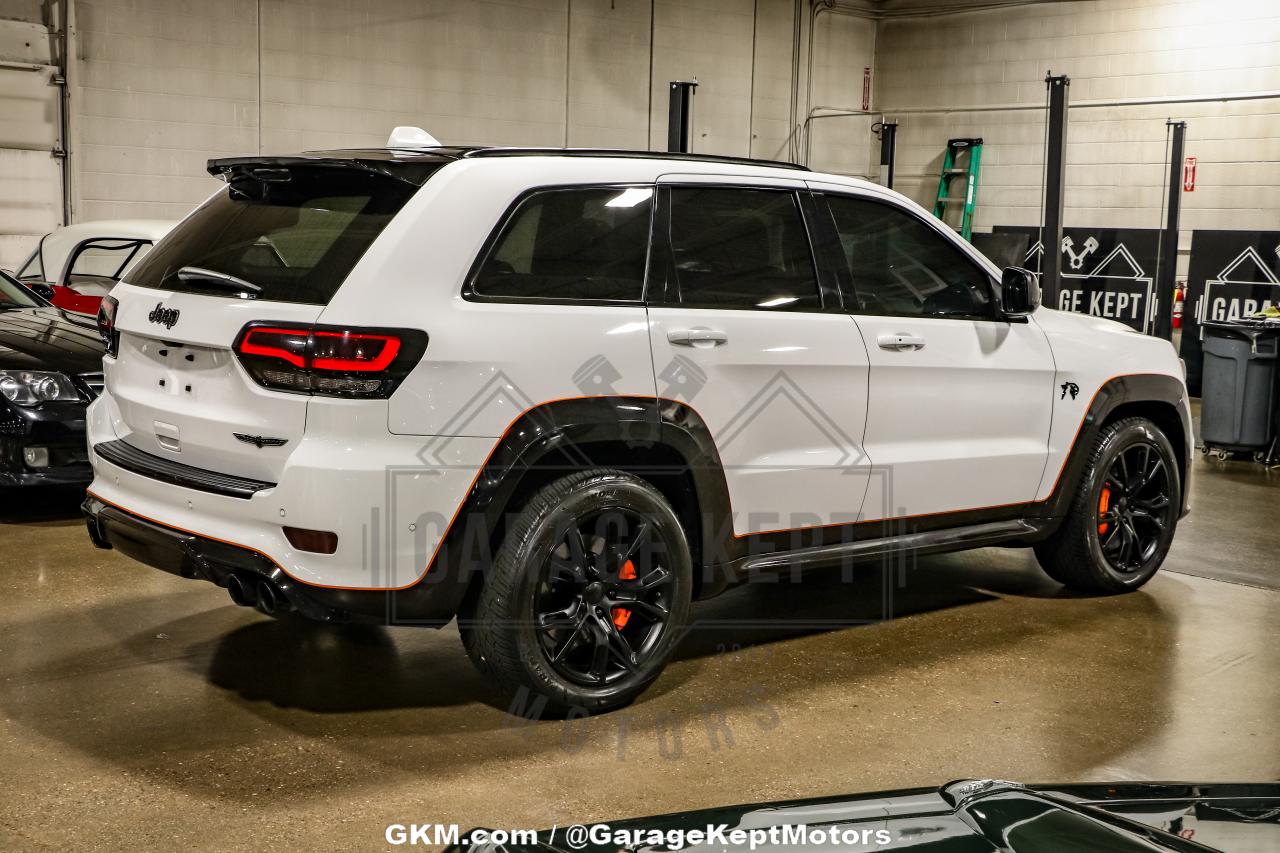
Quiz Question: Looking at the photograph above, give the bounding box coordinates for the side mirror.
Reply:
[1000,266,1041,317]
[29,282,56,302]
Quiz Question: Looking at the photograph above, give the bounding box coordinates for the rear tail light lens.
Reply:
[233,323,427,398]
[98,295,119,356]
[311,330,401,371]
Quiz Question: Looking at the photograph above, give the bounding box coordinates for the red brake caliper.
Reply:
[612,559,636,629]
[1098,485,1112,535]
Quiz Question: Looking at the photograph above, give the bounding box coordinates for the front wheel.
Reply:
[460,468,693,716]
[1035,417,1181,594]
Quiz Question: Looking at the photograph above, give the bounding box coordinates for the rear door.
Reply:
[811,183,1055,520]
[646,175,873,538]
[103,162,427,482]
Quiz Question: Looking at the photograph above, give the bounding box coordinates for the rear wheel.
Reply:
[460,468,693,716]
[1035,417,1180,594]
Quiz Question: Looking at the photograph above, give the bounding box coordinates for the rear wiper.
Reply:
[176,266,262,298]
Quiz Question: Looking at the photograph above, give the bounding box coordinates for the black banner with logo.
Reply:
[1179,230,1280,395]
[978,226,1163,334]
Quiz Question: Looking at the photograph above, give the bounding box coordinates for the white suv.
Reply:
[83,141,1192,714]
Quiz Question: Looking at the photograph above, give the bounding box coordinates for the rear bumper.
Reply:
[83,492,464,625]
[85,389,490,590]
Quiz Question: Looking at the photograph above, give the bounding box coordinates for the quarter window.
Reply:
[472,187,654,301]
[825,195,993,319]
[666,188,821,311]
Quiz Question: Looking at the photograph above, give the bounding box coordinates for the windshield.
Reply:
[15,244,43,281]
[126,165,425,305]
[0,271,41,308]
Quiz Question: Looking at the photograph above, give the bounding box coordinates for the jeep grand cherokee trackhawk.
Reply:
[83,137,1192,714]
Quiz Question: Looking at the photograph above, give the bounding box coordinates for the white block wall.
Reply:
[10,0,1275,271]
[874,0,1280,252]
[74,0,259,223]
[58,0,874,232]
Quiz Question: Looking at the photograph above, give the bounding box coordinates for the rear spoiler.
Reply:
[207,154,446,187]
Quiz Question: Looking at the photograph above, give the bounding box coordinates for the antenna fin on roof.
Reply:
[387,126,441,148]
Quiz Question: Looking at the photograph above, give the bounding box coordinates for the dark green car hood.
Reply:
[450,780,1280,853]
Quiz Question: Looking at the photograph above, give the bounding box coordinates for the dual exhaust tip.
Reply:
[225,572,292,616]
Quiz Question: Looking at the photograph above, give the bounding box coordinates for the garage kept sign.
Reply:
[1178,230,1280,395]
[983,226,1162,333]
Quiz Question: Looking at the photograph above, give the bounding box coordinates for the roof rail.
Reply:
[460,147,808,171]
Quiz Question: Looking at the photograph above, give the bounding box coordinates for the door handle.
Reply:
[668,327,728,348]
[877,333,926,351]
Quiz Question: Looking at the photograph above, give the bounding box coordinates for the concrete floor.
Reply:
[1,454,1277,851]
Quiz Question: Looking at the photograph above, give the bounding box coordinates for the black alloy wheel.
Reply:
[1095,440,1174,573]
[460,468,693,716]
[1034,416,1181,594]
[534,509,674,685]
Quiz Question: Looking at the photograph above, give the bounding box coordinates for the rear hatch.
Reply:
[103,154,443,482]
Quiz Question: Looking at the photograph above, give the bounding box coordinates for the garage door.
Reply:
[0,62,62,273]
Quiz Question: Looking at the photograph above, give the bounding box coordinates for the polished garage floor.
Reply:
[1,455,1277,851]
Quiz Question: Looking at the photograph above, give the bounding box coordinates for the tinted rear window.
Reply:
[127,167,423,305]
[668,187,820,311]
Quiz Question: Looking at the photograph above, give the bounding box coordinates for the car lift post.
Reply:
[1154,120,1186,341]
[668,81,698,153]
[1041,74,1070,311]
[877,121,899,189]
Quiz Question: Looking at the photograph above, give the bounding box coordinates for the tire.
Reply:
[459,468,693,716]
[1034,416,1181,594]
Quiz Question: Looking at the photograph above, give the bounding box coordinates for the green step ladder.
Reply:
[932,137,983,241]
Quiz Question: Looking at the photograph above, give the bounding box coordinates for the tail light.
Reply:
[233,322,427,398]
[97,295,119,356]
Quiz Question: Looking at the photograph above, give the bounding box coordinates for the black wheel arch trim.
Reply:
[424,396,741,603]
[1031,373,1191,522]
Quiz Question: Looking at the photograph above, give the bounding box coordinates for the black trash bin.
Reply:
[1199,320,1279,459]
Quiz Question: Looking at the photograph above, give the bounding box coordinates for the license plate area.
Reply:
[126,337,227,400]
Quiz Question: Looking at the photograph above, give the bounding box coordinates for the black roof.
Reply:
[208,147,807,185]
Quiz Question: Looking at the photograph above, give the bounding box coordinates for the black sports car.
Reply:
[0,270,105,487]
[449,779,1279,853]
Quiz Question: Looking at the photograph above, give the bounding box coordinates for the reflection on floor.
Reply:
[0,453,1276,851]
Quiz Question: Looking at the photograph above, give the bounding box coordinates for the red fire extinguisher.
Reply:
[1172,281,1185,329]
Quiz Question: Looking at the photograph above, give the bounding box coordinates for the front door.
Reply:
[813,186,1055,522]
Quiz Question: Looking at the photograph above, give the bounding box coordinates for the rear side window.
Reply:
[666,187,820,311]
[471,186,653,302]
[127,167,421,305]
